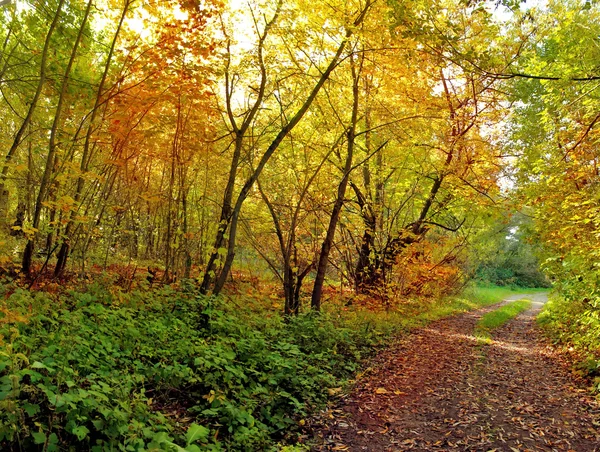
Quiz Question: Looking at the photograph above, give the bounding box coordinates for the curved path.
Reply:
[312,293,600,451]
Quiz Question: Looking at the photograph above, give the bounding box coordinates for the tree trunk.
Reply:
[210,3,373,297]
[200,3,282,293]
[356,70,462,291]
[20,0,67,274]
[311,51,361,311]
[54,0,131,276]
[350,182,377,291]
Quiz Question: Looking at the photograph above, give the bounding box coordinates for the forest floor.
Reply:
[310,293,600,451]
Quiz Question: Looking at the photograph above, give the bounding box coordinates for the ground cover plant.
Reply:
[0,279,531,451]
[0,282,368,451]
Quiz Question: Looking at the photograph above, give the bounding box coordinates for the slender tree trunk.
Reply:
[182,190,192,279]
[20,0,67,274]
[200,2,282,293]
[164,99,182,283]
[29,0,93,271]
[54,0,131,276]
[311,52,361,311]
[353,93,380,292]
[0,21,18,224]
[1,2,64,215]
[352,182,377,291]
[210,3,372,297]
[199,134,243,292]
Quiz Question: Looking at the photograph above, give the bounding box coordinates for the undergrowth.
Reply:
[538,295,600,393]
[0,280,537,450]
[0,282,376,451]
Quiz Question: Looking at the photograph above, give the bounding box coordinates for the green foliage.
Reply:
[0,280,537,450]
[538,296,600,392]
[0,283,375,450]
[325,283,536,339]
[503,0,600,394]
[475,299,532,342]
[473,212,550,289]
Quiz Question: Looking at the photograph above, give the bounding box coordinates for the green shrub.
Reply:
[0,284,377,451]
[538,295,600,392]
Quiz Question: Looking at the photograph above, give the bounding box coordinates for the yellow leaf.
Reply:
[204,390,216,403]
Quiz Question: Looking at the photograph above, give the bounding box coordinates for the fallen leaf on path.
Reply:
[310,303,600,451]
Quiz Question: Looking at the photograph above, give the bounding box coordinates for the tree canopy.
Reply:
[1,0,565,305]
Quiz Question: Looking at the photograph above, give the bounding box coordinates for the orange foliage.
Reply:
[354,239,465,310]
[391,241,462,298]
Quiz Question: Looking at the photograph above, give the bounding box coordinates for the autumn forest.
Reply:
[1,0,600,450]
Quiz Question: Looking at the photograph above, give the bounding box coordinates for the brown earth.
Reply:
[310,293,600,451]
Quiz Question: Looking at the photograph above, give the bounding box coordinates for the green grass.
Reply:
[329,284,540,341]
[475,299,532,343]
[473,284,546,303]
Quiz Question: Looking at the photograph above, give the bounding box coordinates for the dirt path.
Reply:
[311,294,600,451]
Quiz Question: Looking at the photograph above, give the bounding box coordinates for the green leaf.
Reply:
[185,446,201,452]
[23,403,40,417]
[147,432,173,450]
[71,425,90,441]
[32,431,46,445]
[47,433,59,452]
[185,423,209,445]
[162,441,187,452]
[222,350,236,360]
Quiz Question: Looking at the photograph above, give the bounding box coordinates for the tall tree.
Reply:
[0,0,65,227]
[50,0,134,276]
[311,49,362,311]
[201,0,374,296]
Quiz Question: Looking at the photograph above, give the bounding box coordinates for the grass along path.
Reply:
[475,298,532,343]
[311,293,600,451]
[334,285,548,341]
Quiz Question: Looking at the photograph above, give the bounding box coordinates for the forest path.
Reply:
[312,293,600,451]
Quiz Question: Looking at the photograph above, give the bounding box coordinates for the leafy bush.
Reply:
[0,284,374,451]
[538,295,600,392]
